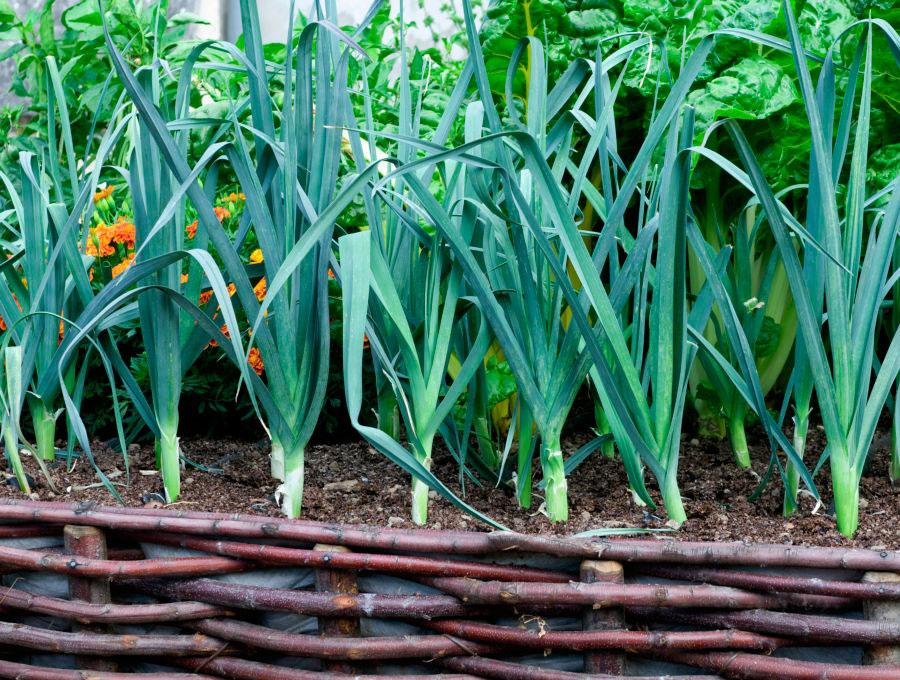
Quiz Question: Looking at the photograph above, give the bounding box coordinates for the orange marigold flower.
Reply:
[213,206,231,222]
[186,220,198,239]
[249,248,263,264]
[181,273,189,284]
[198,289,214,305]
[248,347,264,376]
[111,253,135,278]
[207,323,230,348]
[363,334,370,349]
[328,268,335,279]
[222,192,245,204]
[108,219,135,249]
[253,277,266,301]
[0,316,5,331]
[86,224,115,257]
[227,283,236,296]
[93,185,114,204]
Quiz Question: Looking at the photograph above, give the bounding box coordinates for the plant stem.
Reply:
[662,468,687,525]
[29,400,56,463]
[541,433,568,522]
[594,403,615,459]
[2,418,29,494]
[891,438,900,485]
[377,390,400,440]
[516,405,535,510]
[729,414,750,468]
[411,438,434,526]
[891,394,900,484]
[783,414,808,517]
[831,455,859,539]
[158,427,181,504]
[278,446,305,519]
[473,414,498,471]
[270,440,285,481]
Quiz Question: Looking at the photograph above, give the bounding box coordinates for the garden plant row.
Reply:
[0,0,898,542]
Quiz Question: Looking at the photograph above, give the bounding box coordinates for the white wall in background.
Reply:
[226,0,466,49]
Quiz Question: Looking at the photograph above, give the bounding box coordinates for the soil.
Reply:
[2,426,898,548]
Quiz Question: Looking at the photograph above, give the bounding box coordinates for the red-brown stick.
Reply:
[0,524,56,538]
[631,607,900,644]
[439,655,723,679]
[661,650,900,679]
[862,571,900,665]
[581,560,625,674]
[424,619,783,652]
[0,584,227,623]
[636,564,900,600]
[314,544,359,673]
[425,577,845,610]
[4,500,899,569]
[128,531,570,582]
[0,658,218,680]
[0,543,246,578]
[64,525,116,672]
[191,617,495,659]
[134,577,479,619]
[174,655,479,679]
[0,620,228,656]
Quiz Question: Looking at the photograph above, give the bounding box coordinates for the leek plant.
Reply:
[0,155,66,464]
[380,5,709,521]
[733,5,900,535]
[339,230,490,524]
[110,0,387,516]
[339,8,498,523]
[691,204,797,469]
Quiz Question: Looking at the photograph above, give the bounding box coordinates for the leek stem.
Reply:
[271,440,285,481]
[411,477,429,526]
[541,434,568,522]
[158,428,181,504]
[729,415,750,469]
[29,401,56,463]
[411,438,434,526]
[891,394,900,484]
[377,391,400,440]
[594,404,615,459]
[831,455,859,538]
[783,415,807,517]
[278,447,305,519]
[662,468,687,525]
[2,419,29,494]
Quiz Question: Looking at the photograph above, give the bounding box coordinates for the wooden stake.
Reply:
[64,525,117,671]
[862,572,900,665]
[314,543,360,672]
[580,559,625,674]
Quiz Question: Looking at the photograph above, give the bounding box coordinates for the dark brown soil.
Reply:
[2,426,898,548]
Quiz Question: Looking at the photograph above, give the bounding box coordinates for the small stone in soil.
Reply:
[5,474,35,491]
[387,516,404,527]
[141,492,166,506]
[323,479,362,493]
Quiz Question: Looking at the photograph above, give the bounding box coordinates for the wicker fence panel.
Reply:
[0,498,897,679]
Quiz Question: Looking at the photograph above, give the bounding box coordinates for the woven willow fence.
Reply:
[0,498,898,679]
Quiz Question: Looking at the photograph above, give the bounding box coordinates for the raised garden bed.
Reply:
[0,498,898,679]
[5,433,897,546]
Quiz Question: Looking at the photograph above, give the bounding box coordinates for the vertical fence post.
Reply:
[581,559,625,675]
[64,525,117,672]
[862,572,900,665]
[314,543,361,673]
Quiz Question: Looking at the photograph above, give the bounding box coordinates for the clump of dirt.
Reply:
[2,426,897,548]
